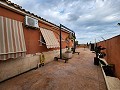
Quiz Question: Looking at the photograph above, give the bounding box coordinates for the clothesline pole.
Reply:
[60,24,62,59]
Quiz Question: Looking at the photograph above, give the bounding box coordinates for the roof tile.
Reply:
[1,0,71,31]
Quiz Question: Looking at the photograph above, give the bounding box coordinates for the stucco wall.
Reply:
[0,6,73,54]
[0,5,73,82]
[97,35,120,79]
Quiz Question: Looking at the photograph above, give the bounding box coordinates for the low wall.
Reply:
[97,35,120,79]
[0,49,66,82]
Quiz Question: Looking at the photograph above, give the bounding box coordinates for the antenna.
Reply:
[117,23,120,26]
[101,37,106,41]
[98,39,101,42]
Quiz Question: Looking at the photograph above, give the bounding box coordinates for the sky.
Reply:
[9,0,120,44]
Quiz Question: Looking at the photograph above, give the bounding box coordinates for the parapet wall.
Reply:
[97,35,120,79]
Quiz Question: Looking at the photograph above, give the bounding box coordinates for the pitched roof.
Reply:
[0,0,59,28]
[0,0,75,34]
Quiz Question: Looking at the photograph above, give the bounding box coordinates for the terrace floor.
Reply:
[0,48,107,90]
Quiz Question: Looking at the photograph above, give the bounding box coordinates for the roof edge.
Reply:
[0,0,71,33]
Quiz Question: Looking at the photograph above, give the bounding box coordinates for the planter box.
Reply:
[64,52,73,59]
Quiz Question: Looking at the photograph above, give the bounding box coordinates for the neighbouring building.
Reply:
[0,0,75,82]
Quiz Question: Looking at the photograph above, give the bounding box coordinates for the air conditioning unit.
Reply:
[25,16,39,28]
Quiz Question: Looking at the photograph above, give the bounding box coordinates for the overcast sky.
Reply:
[10,0,120,44]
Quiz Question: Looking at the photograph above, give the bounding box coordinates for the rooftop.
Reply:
[0,48,107,90]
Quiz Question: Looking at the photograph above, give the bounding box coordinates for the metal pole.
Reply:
[73,33,76,53]
[60,24,62,59]
[59,24,75,58]
[60,24,74,33]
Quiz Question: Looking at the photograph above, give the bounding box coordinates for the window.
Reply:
[39,35,46,46]
[40,28,60,48]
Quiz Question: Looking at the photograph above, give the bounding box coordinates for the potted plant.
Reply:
[64,46,73,58]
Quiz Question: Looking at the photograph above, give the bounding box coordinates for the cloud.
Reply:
[9,0,120,44]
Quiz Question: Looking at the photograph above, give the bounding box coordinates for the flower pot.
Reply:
[65,52,73,58]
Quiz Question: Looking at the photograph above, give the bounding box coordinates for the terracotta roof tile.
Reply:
[1,0,60,28]
[1,0,73,33]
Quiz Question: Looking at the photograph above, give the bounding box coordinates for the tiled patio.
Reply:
[0,48,107,90]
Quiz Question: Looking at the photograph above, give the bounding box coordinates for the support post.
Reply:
[59,24,75,59]
[60,24,62,59]
[73,33,76,53]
